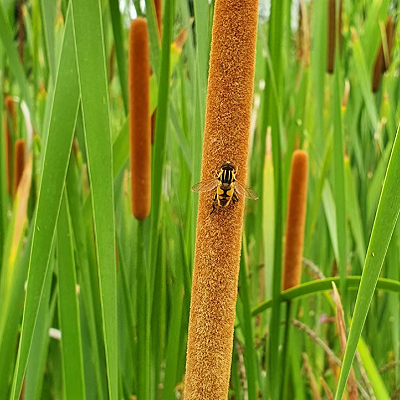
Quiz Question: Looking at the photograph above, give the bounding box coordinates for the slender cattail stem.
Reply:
[4,96,16,195]
[13,139,25,196]
[327,0,343,74]
[184,0,258,398]
[282,150,308,290]
[129,18,151,220]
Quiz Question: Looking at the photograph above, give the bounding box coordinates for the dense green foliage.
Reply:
[0,0,400,399]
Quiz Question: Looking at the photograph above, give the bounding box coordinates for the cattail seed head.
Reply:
[129,18,151,220]
[184,0,259,398]
[13,138,26,196]
[282,150,309,290]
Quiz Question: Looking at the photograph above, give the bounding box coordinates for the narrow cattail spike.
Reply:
[372,38,384,92]
[327,0,343,74]
[297,0,311,67]
[296,1,304,61]
[151,110,156,145]
[129,18,151,220]
[382,16,395,72]
[372,16,394,92]
[282,150,308,290]
[4,96,17,195]
[13,139,26,196]
[184,0,259,398]
[154,0,162,38]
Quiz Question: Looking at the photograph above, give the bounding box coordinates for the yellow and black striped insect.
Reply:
[191,161,259,215]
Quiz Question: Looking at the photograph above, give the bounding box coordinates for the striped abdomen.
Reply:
[217,184,234,207]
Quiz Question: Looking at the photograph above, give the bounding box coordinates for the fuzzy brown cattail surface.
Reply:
[282,150,308,291]
[184,0,258,398]
[129,18,151,220]
[13,139,26,196]
[372,16,395,92]
[327,0,343,74]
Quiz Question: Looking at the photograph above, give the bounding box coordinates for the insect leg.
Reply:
[233,191,239,203]
[210,193,217,215]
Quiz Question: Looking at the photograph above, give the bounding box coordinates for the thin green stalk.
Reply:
[136,220,150,399]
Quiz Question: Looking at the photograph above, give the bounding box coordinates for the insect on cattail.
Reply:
[129,18,151,220]
[282,150,308,290]
[372,16,395,92]
[13,138,26,195]
[327,0,343,74]
[184,0,259,398]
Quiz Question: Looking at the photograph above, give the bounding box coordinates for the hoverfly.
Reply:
[191,161,259,215]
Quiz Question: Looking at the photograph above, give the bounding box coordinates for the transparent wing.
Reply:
[191,178,218,193]
[235,181,259,200]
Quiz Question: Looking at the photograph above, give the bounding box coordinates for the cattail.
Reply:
[372,16,395,92]
[154,0,162,37]
[297,2,304,61]
[327,0,343,74]
[282,150,308,290]
[184,0,258,398]
[129,18,151,220]
[382,16,394,73]
[4,96,17,195]
[13,139,26,196]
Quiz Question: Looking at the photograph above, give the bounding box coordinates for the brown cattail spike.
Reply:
[283,150,308,290]
[184,0,259,398]
[13,139,26,196]
[129,18,151,220]
[372,16,395,92]
[382,16,395,72]
[4,96,17,195]
[154,0,162,38]
[327,0,343,74]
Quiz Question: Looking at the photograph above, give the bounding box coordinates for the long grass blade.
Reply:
[71,0,117,398]
[334,124,400,400]
[57,191,86,400]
